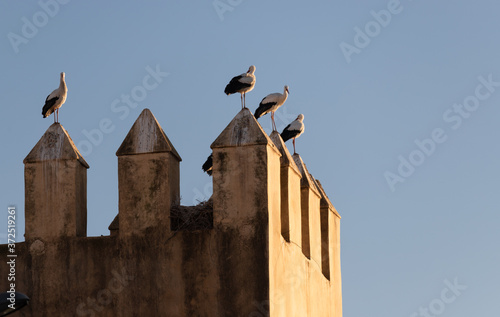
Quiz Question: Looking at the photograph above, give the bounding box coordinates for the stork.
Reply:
[224,65,256,109]
[280,114,305,154]
[42,72,67,123]
[254,85,289,131]
[202,154,213,176]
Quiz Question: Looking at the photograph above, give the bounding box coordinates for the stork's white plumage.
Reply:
[42,72,67,123]
[254,85,289,131]
[224,65,256,109]
[280,114,305,154]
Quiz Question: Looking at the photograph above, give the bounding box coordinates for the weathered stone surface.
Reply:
[211,107,276,148]
[108,214,119,236]
[292,154,321,264]
[117,152,179,236]
[24,123,88,167]
[314,178,341,218]
[269,131,300,173]
[212,116,281,314]
[2,108,342,316]
[270,131,301,244]
[116,109,181,236]
[24,123,88,240]
[293,154,321,195]
[116,108,181,160]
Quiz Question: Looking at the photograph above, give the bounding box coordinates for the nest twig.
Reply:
[170,198,213,231]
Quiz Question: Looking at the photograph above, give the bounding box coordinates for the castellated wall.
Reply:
[0,108,342,316]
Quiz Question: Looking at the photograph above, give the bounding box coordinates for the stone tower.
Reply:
[0,108,342,316]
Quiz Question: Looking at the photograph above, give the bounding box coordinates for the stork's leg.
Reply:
[243,93,246,109]
[271,112,276,131]
[53,111,56,123]
[241,93,244,109]
[293,138,296,154]
[56,108,59,123]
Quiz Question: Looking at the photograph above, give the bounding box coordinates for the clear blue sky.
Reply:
[1,1,499,316]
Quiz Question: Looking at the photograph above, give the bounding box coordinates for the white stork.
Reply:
[224,65,256,109]
[280,114,305,154]
[202,154,213,176]
[254,85,289,131]
[42,72,67,123]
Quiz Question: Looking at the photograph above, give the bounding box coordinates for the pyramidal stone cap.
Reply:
[292,153,320,196]
[24,123,89,168]
[269,131,300,175]
[211,108,278,151]
[313,178,341,218]
[116,108,181,160]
